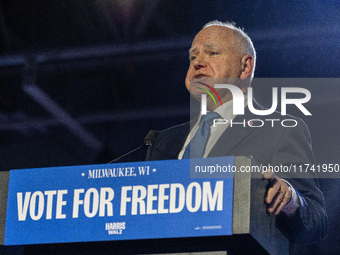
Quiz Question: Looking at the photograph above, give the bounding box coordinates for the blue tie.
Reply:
[183,112,220,159]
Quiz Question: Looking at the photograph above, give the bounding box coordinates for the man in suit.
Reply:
[146,21,327,244]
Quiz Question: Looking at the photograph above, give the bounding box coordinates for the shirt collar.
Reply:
[205,94,248,120]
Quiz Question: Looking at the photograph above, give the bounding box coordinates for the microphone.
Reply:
[144,130,158,145]
[107,130,158,163]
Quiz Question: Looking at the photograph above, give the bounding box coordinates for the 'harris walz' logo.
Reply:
[106,222,125,235]
[199,83,311,116]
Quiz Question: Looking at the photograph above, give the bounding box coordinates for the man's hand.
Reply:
[263,170,292,215]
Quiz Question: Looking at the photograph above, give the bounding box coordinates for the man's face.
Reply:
[185,26,244,102]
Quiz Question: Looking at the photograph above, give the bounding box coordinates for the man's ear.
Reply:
[240,54,254,79]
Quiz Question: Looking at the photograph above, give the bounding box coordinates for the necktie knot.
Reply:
[201,112,221,127]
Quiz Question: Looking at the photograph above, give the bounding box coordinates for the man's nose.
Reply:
[193,54,207,69]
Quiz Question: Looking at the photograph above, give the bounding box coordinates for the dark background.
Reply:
[0,0,339,254]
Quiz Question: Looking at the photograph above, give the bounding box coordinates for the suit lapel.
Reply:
[157,116,198,159]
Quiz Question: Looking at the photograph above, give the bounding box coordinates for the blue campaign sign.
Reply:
[5,157,234,245]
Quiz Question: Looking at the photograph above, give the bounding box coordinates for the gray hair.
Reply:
[203,20,256,79]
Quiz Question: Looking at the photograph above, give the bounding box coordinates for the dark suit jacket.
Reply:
[146,106,327,244]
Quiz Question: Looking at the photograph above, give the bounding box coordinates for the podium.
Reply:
[0,156,288,255]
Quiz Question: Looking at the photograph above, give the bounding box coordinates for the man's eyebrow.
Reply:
[189,47,197,55]
[189,43,222,55]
